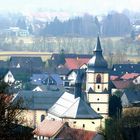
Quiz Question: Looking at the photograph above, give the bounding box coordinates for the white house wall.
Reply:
[4,71,15,84]
[133,76,140,84]
[67,71,77,85]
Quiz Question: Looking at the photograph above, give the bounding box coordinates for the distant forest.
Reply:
[40,12,131,37]
[0,12,132,37]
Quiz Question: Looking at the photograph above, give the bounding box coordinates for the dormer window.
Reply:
[96,74,101,83]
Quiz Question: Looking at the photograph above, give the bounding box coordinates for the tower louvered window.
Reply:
[96,74,101,83]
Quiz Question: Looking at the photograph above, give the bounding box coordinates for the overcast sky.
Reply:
[0,0,140,15]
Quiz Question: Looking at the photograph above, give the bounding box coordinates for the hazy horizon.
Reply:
[0,0,140,16]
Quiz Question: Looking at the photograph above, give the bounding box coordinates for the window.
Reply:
[97,98,99,101]
[73,121,76,124]
[135,79,138,83]
[92,122,95,124]
[97,108,100,111]
[51,118,55,121]
[98,85,100,89]
[96,74,101,83]
[83,124,85,128]
[41,115,45,122]
[64,82,69,86]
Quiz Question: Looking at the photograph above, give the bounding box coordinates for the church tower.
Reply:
[86,37,109,119]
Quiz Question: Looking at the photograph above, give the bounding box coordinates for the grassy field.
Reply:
[0,51,52,61]
[0,36,139,63]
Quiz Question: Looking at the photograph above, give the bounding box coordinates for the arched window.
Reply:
[41,114,45,122]
[96,74,101,83]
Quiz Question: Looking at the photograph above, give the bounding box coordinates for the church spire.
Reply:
[87,36,108,72]
[94,36,102,52]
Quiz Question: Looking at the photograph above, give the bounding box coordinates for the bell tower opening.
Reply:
[96,74,101,83]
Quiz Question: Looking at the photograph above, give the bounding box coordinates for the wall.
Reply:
[19,110,47,128]
[86,72,109,92]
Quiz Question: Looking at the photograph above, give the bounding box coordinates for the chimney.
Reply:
[74,69,82,98]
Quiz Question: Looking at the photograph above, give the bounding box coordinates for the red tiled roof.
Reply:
[112,80,132,89]
[57,127,97,140]
[33,120,66,137]
[65,58,89,70]
[110,75,119,81]
[120,73,139,80]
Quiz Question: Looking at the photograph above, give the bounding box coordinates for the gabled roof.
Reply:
[33,120,66,138]
[65,58,89,70]
[123,89,140,105]
[9,56,44,73]
[112,80,132,89]
[33,120,100,140]
[0,60,8,69]
[50,74,63,85]
[56,67,70,75]
[57,127,98,140]
[49,92,102,119]
[13,87,65,110]
[66,69,78,76]
[31,73,63,85]
[50,53,93,68]
[111,64,140,76]
[33,85,48,92]
[110,75,119,81]
[66,69,85,77]
[9,68,30,81]
[120,73,139,80]
[0,68,9,79]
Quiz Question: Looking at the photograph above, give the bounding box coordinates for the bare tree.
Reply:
[0,82,32,139]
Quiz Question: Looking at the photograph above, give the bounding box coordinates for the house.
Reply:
[111,64,140,76]
[0,27,29,37]
[121,89,140,108]
[55,66,69,81]
[33,119,68,139]
[120,73,139,80]
[111,80,132,93]
[65,69,78,86]
[33,119,104,140]
[64,69,85,87]
[56,127,104,140]
[64,58,89,70]
[30,73,63,86]
[132,74,140,84]
[3,68,30,85]
[0,60,8,69]
[12,85,65,128]
[49,53,92,67]
[110,73,140,93]
[9,56,44,73]
[4,70,15,84]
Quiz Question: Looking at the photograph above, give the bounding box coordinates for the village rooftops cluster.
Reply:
[0,37,140,139]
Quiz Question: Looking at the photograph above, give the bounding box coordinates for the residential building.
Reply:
[12,85,65,128]
[9,56,44,73]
